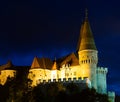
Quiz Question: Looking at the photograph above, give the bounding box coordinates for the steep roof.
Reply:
[31,57,53,69]
[57,52,79,68]
[77,11,97,51]
[0,60,30,71]
[0,60,14,70]
[31,52,79,70]
[31,56,41,68]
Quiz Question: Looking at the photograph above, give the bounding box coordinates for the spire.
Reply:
[85,8,88,19]
[77,10,97,51]
[6,60,13,67]
[52,58,57,70]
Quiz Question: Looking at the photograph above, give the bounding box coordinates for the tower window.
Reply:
[89,59,90,63]
[74,72,76,76]
[91,59,92,63]
[33,74,35,78]
[65,73,69,77]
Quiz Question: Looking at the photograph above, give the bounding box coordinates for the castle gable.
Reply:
[57,52,79,68]
[31,57,53,69]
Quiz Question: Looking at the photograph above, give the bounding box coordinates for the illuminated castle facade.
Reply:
[0,12,115,102]
[28,14,107,92]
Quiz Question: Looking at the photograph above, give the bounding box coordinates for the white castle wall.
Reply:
[59,65,81,80]
[96,67,108,94]
[28,68,51,86]
[28,64,89,87]
[51,70,58,81]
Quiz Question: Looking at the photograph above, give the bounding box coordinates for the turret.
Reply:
[77,10,98,89]
[97,67,108,94]
[51,59,58,81]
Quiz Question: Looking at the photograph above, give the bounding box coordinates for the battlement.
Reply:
[108,91,115,102]
[36,77,91,87]
[108,91,115,97]
[97,67,108,74]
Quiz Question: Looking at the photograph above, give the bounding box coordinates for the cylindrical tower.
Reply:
[77,11,98,89]
[78,50,98,89]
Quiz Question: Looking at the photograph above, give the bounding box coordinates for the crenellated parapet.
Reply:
[108,91,115,102]
[35,77,91,88]
[96,67,108,94]
[97,67,108,74]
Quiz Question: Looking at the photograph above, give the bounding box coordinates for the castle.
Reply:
[0,12,115,102]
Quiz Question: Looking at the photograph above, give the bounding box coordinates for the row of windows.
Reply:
[80,59,97,64]
[82,56,95,59]
[65,72,76,77]
[30,72,76,78]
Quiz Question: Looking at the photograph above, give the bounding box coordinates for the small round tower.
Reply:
[97,67,108,94]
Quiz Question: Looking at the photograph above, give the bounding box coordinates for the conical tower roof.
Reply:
[78,10,97,51]
[52,59,57,70]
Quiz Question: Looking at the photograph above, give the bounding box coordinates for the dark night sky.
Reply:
[0,0,120,95]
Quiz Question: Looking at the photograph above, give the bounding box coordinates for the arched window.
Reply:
[89,59,90,63]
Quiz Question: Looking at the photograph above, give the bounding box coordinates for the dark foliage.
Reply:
[115,95,120,102]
